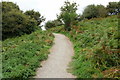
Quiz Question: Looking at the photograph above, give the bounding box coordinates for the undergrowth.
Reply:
[2,30,53,78]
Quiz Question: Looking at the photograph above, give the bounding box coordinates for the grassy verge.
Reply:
[49,16,120,78]
[69,16,119,78]
[2,30,53,78]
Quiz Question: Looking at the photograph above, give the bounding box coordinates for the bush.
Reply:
[2,11,37,40]
[45,20,62,29]
[45,21,56,29]
[2,2,38,40]
[96,5,108,17]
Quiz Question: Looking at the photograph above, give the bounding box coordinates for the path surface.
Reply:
[35,33,75,78]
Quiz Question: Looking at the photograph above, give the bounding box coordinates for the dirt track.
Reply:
[34,33,75,78]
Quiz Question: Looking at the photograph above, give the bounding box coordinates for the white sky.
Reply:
[2,0,119,24]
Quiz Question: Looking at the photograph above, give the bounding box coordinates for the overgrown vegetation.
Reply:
[2,30,53,78]
[1,0,120,79]
[49,16,120,78]
[70,16,119,78]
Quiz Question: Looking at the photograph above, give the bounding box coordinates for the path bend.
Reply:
[35,33,75,78]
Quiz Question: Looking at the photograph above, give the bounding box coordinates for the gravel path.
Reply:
[34,33,75,78]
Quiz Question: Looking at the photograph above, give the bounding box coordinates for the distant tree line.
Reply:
[2,1,45,40]
[80,2,120,20]
[1,1,119,38]
[45,1,120,30]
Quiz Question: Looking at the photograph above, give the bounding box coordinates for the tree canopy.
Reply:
[107,2,120,15]
[58,1,78,31]
[2,1,20,13]
[82,4,107,19]
[24,10,45,26]
[2,2,43,40]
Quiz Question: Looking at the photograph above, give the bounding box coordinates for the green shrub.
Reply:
[2,2,41,40]
[45,20,62,29]
[45,21,56,29]
[2,11,37,40]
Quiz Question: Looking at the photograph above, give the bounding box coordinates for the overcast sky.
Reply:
[2,0,119,23]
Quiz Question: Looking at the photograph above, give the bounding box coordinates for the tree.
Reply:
[83,5,98,19]
[107,2,119,15]
[24,10,45,26]
[83,5,97,19]
[58,1,78,31]
[2,11,37,39]
[96,5,108,17]
[118,1,120,15]
[82,4,107,19]
[0,2,1,40]
[2,1,20,13]
[2,2,37,40]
